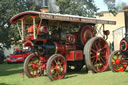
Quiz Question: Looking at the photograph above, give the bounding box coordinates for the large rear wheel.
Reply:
[46,54,67,80]
[84,37,110,72]
[109,50,127,72]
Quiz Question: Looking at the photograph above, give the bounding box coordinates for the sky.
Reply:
[94,0,128,12]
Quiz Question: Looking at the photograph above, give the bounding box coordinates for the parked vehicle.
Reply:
[109,7,128,72]
[10,11,116,80]
[0,47,4,64]
[7,49,31,63]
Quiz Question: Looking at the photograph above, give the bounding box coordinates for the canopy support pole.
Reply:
[21,19,25,41]
[33,17,36,39]
[16,23,22,40]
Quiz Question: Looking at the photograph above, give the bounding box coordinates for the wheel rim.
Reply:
[110,51,126,72]
[25,54,41,77]
[85,37,110,72]
[47,54,67,80]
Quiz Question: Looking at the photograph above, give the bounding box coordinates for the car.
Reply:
[7,49,31,63]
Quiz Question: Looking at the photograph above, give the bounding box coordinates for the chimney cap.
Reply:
[124,6,128,11]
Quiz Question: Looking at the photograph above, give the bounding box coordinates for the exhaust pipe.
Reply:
[124,7,128,34]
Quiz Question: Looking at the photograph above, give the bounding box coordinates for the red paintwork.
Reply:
[49,55,66,80]
[24,40,34,47]
[25,36,34,41]
[89,38,110,72]
[120,40,127,51]
[103,30,110,35]
[40,56,49,70]
[55,43,76,55]
[7,49,31,63]
[81,25,95,45]
[66,50,83,61]
[10,11,40,24]
[66,32,78,44]
[27,24,39,33]
[111,54,127,72]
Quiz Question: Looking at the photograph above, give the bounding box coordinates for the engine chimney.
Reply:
[124,7,128,33]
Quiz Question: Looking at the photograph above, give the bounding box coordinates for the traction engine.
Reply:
[109,7,128,72]
[10,11,115,80]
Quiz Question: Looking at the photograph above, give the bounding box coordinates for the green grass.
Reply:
[0,63,128,85]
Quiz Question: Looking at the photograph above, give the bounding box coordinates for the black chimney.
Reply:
[124,7,128,34]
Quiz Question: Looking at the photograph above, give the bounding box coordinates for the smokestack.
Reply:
[124,6,128,33]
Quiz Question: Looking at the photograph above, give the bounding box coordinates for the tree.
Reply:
[103,0,118,16]
[0,0,42,48]
[55,0,99,17]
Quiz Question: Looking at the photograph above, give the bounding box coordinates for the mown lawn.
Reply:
[0,63,128,85]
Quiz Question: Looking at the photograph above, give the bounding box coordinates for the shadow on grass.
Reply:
[0,83,17,85]
[0,63,23,76]
[63,66,88,79]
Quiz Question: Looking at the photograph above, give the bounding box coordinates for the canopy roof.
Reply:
[10,11,116,25]
[10,11,40,24]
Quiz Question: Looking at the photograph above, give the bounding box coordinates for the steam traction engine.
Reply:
[10,11,116,80]
[109,7,128,72]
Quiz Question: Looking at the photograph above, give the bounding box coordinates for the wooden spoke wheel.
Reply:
[24,53,42,78]
[46,54,67,80]
[84,37,110,72]
[67,62,83,72]
[109,50,127,72]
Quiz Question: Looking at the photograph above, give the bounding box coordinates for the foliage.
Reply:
[0,0,41,48]
[103,0,117,16]
[55,0,99,17]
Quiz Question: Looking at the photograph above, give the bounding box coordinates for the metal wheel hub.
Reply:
[115,59,120,65]
[32,63,39,69]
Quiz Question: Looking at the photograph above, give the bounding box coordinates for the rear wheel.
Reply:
[109,50,127,72]
[84,37,110,72]
[24,53,42,78]
[46,54,67,80]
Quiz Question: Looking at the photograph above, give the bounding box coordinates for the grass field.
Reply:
[0,62,128,85]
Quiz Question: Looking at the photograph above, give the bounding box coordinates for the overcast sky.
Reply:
[94,0,128,11]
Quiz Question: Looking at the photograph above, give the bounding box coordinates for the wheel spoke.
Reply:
[90,52,96,55]
[47,55,66,80]
[94,42,98,50]
[91,48,97,53]
[101,45,107,51]
[100,57,106,65]
[94,58,98,65]
[100,51,106,55]
[91,55,96,58]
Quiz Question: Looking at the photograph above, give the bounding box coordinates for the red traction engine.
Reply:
[109,7,128,72]
[10,11,116,80]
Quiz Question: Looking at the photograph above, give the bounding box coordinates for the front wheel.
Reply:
[24,53,42,78]
[46,54,67,80]
[109,50,127,72]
